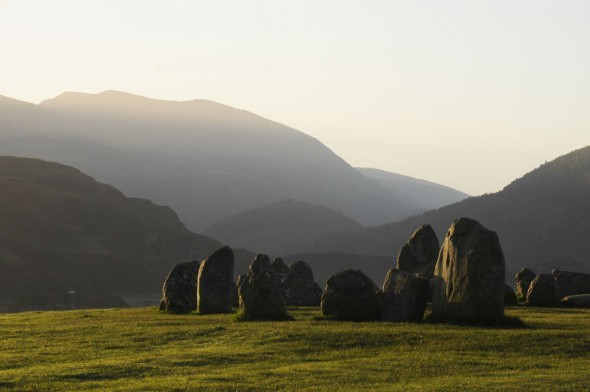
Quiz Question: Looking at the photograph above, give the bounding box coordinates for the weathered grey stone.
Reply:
[197,246,234,314]
[526,273,560,307]
[284,261,323,306]
[161,260,200,314]
[381,269,429,322]
[271,257,290,303]
[515,268,536,299]
[562,294,590,307]
[321,269,380,321]
[554,270,590,299]
[504,284,518,306]
[396,224,440,278]
[431,218,505,323]
[237,254,290,321]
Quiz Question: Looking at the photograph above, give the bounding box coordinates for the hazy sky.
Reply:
[1,1,589,195]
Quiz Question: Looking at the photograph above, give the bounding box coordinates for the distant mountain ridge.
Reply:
[204,199,363,254]
[288,146,590,278]
[0,91,467,232]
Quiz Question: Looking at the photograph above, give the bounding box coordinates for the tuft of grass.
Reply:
[1,306,590,391]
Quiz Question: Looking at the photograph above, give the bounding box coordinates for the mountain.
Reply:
[356,167,469,211]
[204,199,363,255]
[0,91,462,232]
[0,156,229,311]
[290,147,590,278]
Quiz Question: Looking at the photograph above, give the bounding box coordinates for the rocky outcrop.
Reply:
[515,268,536,299]
[161,261,200,314]
[526,273,560,307]
[237,254,290,321]
[197,246,234,314]
[553,270,590,299]
[562,294,590,308]
[381,269,429,322]
[431,218,505,323]
[504,284,518,306]
[284,261,323,306]
[396,224,440,278]
[321,269,380,321]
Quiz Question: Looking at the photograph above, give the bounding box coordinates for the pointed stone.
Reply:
[396,224,440,278]
[515,267,536,299]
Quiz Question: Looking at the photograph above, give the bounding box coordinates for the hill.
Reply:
[291,146,590,278]
[0,91,464,232]
[0,156,228,311]
[0,306,588,391]
[203,199,363,255]
[357,167,469,211]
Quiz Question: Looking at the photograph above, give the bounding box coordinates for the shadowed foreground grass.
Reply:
[1,307,590,391]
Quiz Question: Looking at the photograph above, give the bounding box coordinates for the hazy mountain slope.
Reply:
[357,167,469,211]
[292,147,590,278]
[0,91,460,232]
[0,156,227,311]
[204,199,363,254]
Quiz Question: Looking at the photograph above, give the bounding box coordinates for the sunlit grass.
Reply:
[1,306,589,391]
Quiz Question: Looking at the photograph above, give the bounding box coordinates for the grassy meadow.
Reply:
[1,306,590,391]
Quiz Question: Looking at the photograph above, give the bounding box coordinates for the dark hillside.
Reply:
[293,146,590,278]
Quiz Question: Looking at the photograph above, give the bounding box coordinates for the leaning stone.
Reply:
[504,284,518,306]
[431,218,505,323]
[197,246,234,314]
[321,269,380,321]
[381,269,429,322]
[515,268,536,299]
[526,273,560,307]
[396,224,440,278]
[161,260,200,314]
[237,254,291,321]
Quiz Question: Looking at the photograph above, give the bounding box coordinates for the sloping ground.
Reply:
[204,200,363,255]
[0,156,226,311]
[290,146,590,278]
[0,307,588,391]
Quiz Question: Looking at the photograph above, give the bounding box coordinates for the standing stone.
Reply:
[321,269,380,321]
[381,269,429,322]
[515,268,536,299]
[554,270,590,299]
[396,224,440,278]
[431,218,505,323]
[231,281,239,308]
[526,273,560,307]
[161,261,200,314]
[284,261,323,306]
[237,254,290,321]
[504,284,518,306]
[197,246,234,314]
[271,257,290,303]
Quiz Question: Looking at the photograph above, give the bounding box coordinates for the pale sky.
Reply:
[1,0,589,195]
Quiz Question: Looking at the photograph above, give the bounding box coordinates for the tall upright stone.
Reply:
[161,260,200,314]
[526,273,560,307]
[396,224,440,278]
[381,269,429,322]
[197,246,234,314]
[431,218,505,323]
[237,254,290,321]
[271,257,290,303]
[515,268,536,299]
[321,269,381,321]
[285,261,323,306]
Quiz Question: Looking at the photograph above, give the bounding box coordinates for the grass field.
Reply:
[1,306,590,391]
